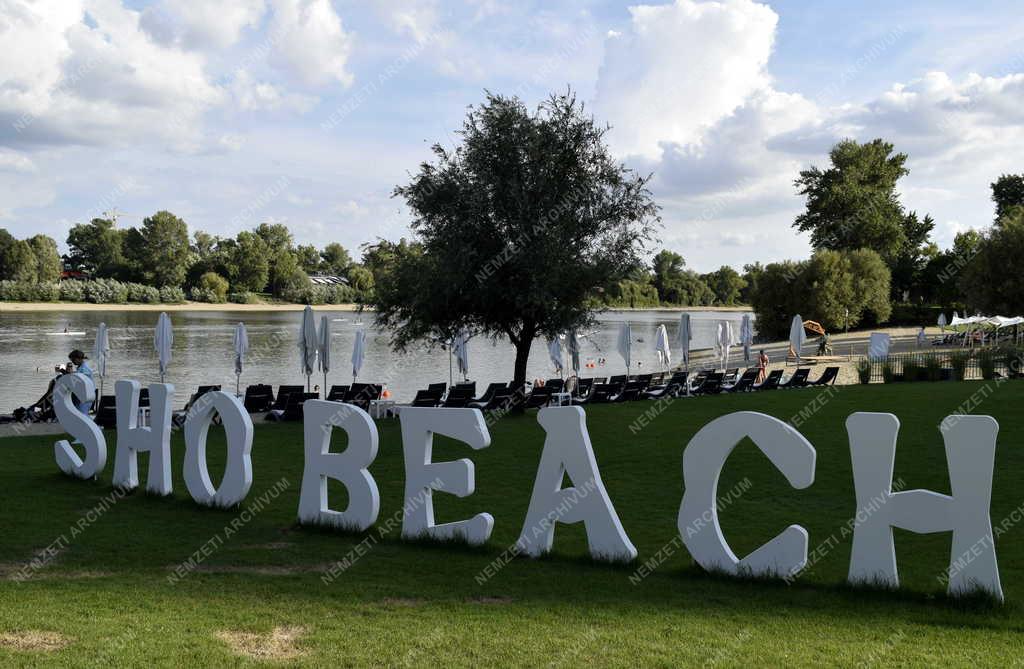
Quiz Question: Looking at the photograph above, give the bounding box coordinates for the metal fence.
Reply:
[862,349,1024,383]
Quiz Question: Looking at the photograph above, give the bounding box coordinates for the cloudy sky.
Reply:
[2,0,1023,271]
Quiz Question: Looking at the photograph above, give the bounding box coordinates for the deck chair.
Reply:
[780,368,811,389]
[475,388,515,412]
[443,383,476,408]
[808,366,839,386]
[643,371,688,399]
[580,382,624,405]
[345,383,383,411]
[753,369,783,391]
[282,392,319,421]
[427,382,447,399]
[524,386,553,409]
[243,384,274,413]
[723,368,740,385]
[616,380,647,402]
[93,395,118,429]
[724,369,759,393]
[271,385,304,411]
[327,385,350,402]
[411,389,443,407]
[608,374,628,385]
[544,379,565,393]
[693,372,724,395]
[468,383,506,408]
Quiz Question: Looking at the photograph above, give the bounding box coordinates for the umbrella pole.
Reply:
[449,350,453,387]
[236,373,240,397]
[323,372,327,398]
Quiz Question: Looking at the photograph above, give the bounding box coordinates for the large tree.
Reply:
[66,218,124,277]
[230,231,271,293]
[0,230,38,282]
[131,211,191,287]
[991,174,1024,223]
[793,139,922,268]
[961,208,1024,313]
[27,234,62,283]
[256,223,300,295]
[703,265,747,306]
[320,242,352,276]
[374,91,659,398]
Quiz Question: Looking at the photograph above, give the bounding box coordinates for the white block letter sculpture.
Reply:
[112,380,174,495]
[679,411,816,578]
[53,372,107,479]
[399,407,493,545]
[517,407,637,562]
[298,400,380,531]
[183,391,254,507]
[846,412,1003,600]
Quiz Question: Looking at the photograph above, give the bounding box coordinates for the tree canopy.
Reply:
[374,90,659,392]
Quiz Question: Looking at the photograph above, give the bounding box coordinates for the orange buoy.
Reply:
[382,389,391,398]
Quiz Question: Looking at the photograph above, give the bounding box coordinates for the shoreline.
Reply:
[0,301,753,314]
[0,301,363,313]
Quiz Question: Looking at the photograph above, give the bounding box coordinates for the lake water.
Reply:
[0,309,753,412]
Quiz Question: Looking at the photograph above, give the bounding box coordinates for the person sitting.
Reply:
[67,349,94,414]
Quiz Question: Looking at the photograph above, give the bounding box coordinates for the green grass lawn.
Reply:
[2,381,1024,666]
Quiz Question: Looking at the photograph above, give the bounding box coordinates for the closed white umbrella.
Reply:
[233,322,248,396]
[92,322,110,398]
[351,329,366,382]
[568,330,581,375]
[677,314,692,371]
[654,324,671,370]
[154,312,173,383]
[716,321,734,369]
[617,322,632,379]
[318,315,331,396]
[452,329,470,381]
[740,314,754,363]
[548,337,564,377]
[299,306,317,391]
[938,312,948,331]
[789,315,806,365]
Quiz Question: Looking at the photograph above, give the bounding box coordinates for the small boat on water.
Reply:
[46,331,86,336]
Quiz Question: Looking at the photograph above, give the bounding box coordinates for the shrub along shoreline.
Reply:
[0,279,355,306]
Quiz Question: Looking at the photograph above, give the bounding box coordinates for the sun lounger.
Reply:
[780,368,811,389]
[723,368,740,385]
[411,389,443,407]
[243,384,274,413]
[94,395,118,428]
[616,380,647,401]
[327,385,350,402]
[753,369,783,391]
[643,371,688,399]
[808,366,839,386]
[473,388,515,412]
[577,382,624,405]
[724,369,758,393]
[443,383,477,408]
[524,386,553,409]
[271,385,304,412]
[468,383,506,408]
[345,383,383,411]
[692,372,724,395]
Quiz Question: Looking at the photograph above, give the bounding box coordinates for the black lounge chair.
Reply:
[616,380,647,402]
[687,370,710,393]
[724,369,759,393]
[643,371,689,399]
[609,374,628,385]
[780,368,811,389]
[345,383,383,411]
[427,382,447,398]
[327,385,350,402]
[577,382,624,405]
[544,379,565,393]
[572,378,595,401]
[468,383,506,408]
[753,369,783,391]
[411,389,443,407]
[524,386,553,409]
[243,384,274,413]
[94,395,117,428]
[271,385,304,411]
[475,388,515,412]
[693,372,724,395]
[723,368,740,385]
[808,366,839,386]
[444,383,477,408]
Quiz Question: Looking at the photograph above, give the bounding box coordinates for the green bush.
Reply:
[126,283,161,304]
[902,358,922,382]
[0,281,60,301]
[228,291,260,304]
[324,284,354,304]
[84,278,129,304]
[882,361,895,384]
[856,359,872,384]
[193,272,229,303]
[924,355,943,382]
[159,286,186,304]
[978,350,997,380]
[59,280,87,302]
[949,350,971,381]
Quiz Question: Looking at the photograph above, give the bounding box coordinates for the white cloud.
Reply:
[162,0,266,49]
[229,69,318,112]
[594,0,778,160]
[268,0,354,88]
[0,0,224,150]
[0,149,37,173]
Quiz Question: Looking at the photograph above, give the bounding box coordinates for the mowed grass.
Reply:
[2,380,1024,666]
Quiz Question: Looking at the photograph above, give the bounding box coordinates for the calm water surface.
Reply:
[0,309,753,411]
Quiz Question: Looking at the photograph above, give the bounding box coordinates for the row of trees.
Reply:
[11,215,375,303]
[600,250,747,308]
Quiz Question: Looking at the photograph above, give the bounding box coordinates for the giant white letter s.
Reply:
[53,372,106,479]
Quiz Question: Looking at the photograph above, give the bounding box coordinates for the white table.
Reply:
[370,399,397,419]
[551,392,572,407]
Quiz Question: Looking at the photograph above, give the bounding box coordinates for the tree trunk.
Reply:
[510,338,532,414]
